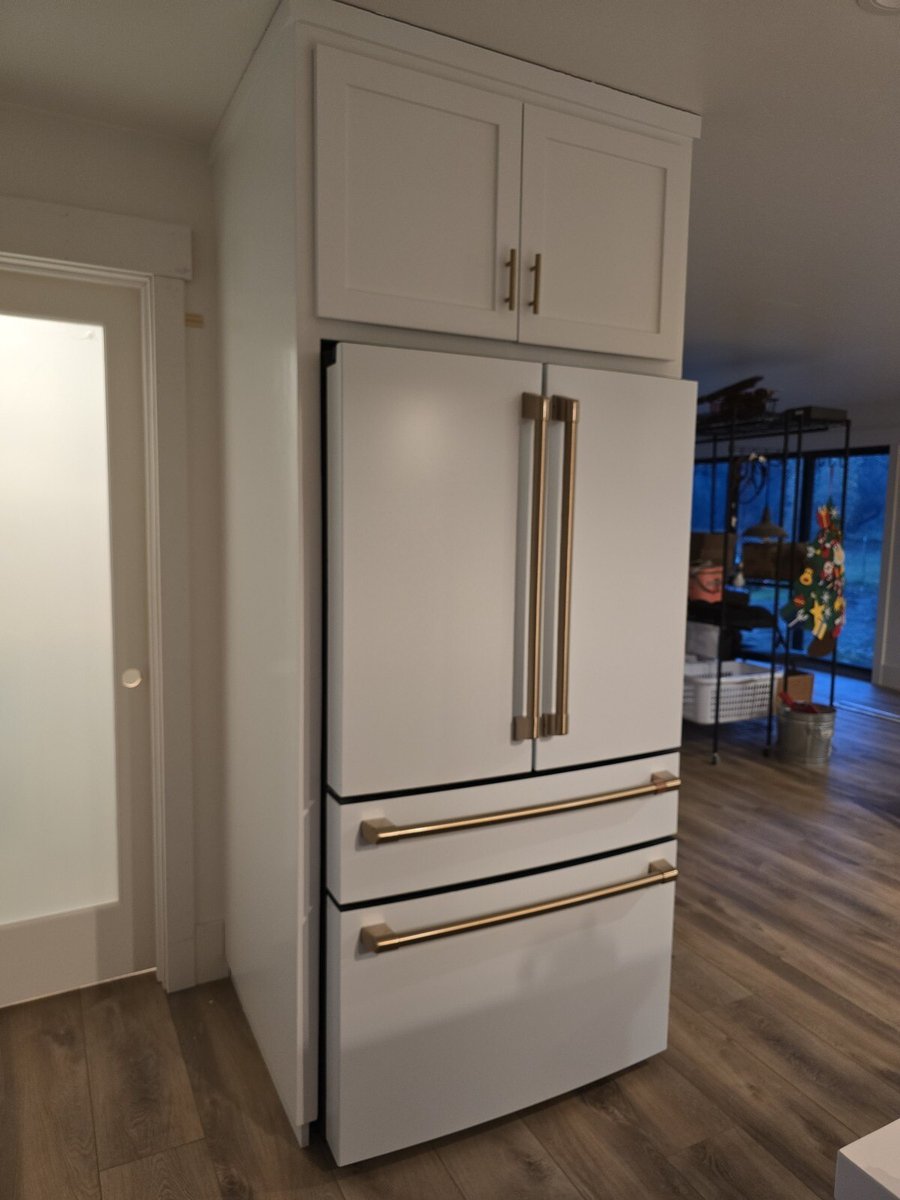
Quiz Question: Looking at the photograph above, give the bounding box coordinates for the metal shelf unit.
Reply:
[694,406,851,762]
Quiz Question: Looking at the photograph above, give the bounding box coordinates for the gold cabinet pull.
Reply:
[541,395,579,738]
[529,252,542,314]
[505,248,517,311]
[513,393,550,741]
[359,771,679,845]
[359,858,678,953]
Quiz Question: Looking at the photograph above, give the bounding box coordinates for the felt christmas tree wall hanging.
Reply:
[780,499,846,657]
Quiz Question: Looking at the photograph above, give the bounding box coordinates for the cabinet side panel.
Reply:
[215,30,307,1126]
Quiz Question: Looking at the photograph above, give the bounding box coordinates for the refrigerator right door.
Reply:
[536,365,696,772]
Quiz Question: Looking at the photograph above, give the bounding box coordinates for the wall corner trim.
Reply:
[0,193,192,280]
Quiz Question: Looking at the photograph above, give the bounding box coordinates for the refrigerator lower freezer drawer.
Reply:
[325,839,677,1166]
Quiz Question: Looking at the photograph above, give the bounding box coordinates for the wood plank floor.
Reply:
[3,697,899,1199]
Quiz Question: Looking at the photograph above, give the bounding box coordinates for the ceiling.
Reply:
[2,0,900,425]
[0,0,281,143]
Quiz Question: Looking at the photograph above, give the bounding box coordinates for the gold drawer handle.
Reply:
[359,771,679,845]
[359,858,678,954]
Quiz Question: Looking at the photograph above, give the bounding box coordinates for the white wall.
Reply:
[0,101,226,979]
[845,406,900,691]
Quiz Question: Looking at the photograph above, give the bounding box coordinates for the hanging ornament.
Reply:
[780,498,846,652]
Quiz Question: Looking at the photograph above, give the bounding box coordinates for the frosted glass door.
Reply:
[0,268,153,1006]
[1,313,118,923]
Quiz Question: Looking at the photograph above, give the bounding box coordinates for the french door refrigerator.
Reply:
[324,342,695,1165]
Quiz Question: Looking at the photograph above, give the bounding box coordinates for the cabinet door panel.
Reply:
[519,106,691,359]
[536,366,696,771]
[316,46,522,339]
[328,344,538,796]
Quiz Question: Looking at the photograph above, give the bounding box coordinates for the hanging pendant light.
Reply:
[744,505,788,541]
[743,455,787,540]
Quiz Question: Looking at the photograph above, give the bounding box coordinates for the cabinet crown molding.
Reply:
[214,0,701,156]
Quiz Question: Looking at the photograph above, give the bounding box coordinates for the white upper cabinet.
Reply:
[518,107,691,360]
[315,43,696,359]
[315,46,523,340]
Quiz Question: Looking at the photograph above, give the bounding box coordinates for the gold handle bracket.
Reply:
[359,858,678,953]
[358,770,680,845]
[505,248,517,311]
[529,252,542,314]
[513,393,550,742]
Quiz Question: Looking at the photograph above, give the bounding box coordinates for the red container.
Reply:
[688,564,723,603]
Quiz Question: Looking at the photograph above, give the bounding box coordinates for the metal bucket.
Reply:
[777,706,836,765]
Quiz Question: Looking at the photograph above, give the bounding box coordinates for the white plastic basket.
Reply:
[683,660,773,725]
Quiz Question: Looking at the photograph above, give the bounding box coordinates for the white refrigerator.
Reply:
[324,342,696,1164]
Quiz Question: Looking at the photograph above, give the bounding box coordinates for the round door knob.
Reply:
[121,667,143,689]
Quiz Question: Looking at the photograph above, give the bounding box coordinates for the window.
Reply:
[692,448,889,673]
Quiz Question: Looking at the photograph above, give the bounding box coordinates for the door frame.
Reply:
[0,193,197,991]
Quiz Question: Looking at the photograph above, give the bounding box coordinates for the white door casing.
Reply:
[0,195,195,993]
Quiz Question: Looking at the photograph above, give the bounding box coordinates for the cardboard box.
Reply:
[777,671,814,705]
[690,531,735,567]
[742,540,809,583]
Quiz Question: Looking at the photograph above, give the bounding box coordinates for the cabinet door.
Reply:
[518,106,691,359]
[316,46,523,339]
[535,365,696,771]
[327,344,539,797]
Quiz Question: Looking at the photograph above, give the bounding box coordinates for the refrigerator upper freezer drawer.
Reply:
[325,839,677,1165]
[327,752,679,905]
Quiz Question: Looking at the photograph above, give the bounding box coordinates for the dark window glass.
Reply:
[690,450,889,672]
[809,453,888,670]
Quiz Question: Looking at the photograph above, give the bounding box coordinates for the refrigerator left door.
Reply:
[327,344,540,797]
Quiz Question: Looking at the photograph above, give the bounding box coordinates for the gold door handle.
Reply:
[529,252,542,314]
[359,858,678,953]
[513,393,550,741]
[542,395,579,737]
[505,248,517,311]
[359,771,679,844]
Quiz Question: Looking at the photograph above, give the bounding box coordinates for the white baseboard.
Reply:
[163,936,197,993]
[872,664,900,692]
[195,919,229,984]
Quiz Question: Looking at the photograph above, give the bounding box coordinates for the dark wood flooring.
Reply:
[3,696,899,1199]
